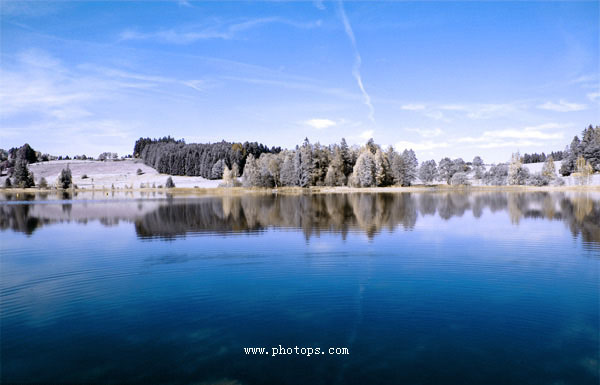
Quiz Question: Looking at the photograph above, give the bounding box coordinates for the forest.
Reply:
[133,125,600,188]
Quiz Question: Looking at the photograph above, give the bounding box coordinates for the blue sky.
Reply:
[1,0,598,163]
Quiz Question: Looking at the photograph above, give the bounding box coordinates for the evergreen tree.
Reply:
[350,151,375,187]
[13,159,34,188]
[324,147,347,186]
[374,149,390,186]
[400,149,418,186]
[297,138,314,187]
[340,138,353,177]
[165,176,175,188]
[560,136,581,176]
[58,166,73,189]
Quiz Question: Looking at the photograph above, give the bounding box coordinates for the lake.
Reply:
[1,191,598,384]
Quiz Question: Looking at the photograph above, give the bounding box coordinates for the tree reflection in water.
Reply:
[1,192,599,247]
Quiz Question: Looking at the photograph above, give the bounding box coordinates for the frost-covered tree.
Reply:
[242,154,260,187]
[400,149,418,186]
[280,151,297,186]
[581,125,600,171]
[560,136,581,176]
[350,151,375,187]
[419,160,438,184]
[541,156,556,180]
[311,143,330,186]
[483,164,509,185]
[450,172,470,186]
[374,149,390,186]
[472,156,485,179]
[211,159,226,179]
[527,172,550,186]
[508,152,529,185]
[324,147,347,186]
[576,156,593,185]
[438,157,454,184]
[297,138,314,187]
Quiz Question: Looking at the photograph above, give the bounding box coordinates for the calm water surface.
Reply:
[1,192,599,384]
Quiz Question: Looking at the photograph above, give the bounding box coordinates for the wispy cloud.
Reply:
[338,1,375,122]
[400,104,426,111]
[305,118,336,129]
[456,123,566,148]
[120,17,322,44]
[537,99,587,112]
[586,92,600,102]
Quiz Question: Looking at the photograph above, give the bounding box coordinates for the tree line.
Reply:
[133,137,281,179]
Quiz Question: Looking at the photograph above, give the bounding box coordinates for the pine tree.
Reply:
[324,148,347,186]
[374,149,389,186]
[350,151,375,187]
[340,138,353,177]
[401,149,418,186]
[13,159,35,188]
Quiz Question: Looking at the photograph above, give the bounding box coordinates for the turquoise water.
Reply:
[1,192,598,384]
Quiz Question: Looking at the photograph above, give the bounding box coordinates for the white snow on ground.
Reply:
[8,159,221,189]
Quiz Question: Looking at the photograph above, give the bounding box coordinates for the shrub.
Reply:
[136,168,143,176]
[39,177,48,189]
[81,174,88,179]
[58,167,73,189]
[450,172,470,186]
[526,172,550,186]
[166,177,175,188]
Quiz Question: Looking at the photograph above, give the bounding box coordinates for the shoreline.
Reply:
[2,184,600,196]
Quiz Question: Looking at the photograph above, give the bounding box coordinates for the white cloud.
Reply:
[359,129,374,140]
[537,100,587,112]
[406,127,443,138]
[394,140,449,151]
[305,118,336,129]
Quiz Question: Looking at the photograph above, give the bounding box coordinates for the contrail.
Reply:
[338,0,375,122]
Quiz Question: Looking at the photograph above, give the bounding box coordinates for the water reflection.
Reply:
[1,192,599,246]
